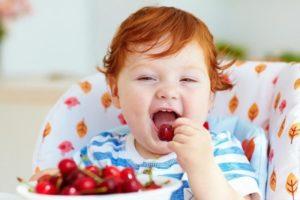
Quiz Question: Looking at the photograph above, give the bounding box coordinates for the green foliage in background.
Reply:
[216,41,247,60]
[279,52,300,62]
[0,22,5,42]
[217,41,300,62]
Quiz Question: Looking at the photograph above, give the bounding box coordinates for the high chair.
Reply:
[32,61,300,200]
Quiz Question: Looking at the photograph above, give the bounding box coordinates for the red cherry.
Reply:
[58,158,77,175]
[74,176,96,192]
[158,124,174,141]
[102,166,121,178]
[61,185,80,195]
[65,169,85,184]
[97,176,123,193]
[122,179,142,193]
[85,165,102,177]
[35,181,58,195]
[120,167,136,181]
[49,175,63,188]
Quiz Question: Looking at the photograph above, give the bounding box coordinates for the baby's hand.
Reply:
[168,117,214,173]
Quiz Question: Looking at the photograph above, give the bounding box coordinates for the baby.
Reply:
[33,6,263,200]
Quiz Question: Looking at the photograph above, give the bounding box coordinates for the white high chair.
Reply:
[32,61,300,200]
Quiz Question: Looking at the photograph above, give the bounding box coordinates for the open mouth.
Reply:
[151,109,181,131]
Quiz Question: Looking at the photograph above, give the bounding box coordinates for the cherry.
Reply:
[61,185,80,195]
[97,176,123,194]
[58,158,77,175]
[74,176,96,192]
[158,124,174,141]
[102,166,121,178]
[122,179,142,193]
[64,169,85,185]
[85,165,102,177]
[35,181,58,195]
[120,167,136,181]
[28,159,155,196]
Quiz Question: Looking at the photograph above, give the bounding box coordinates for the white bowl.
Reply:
[17,175,182,200]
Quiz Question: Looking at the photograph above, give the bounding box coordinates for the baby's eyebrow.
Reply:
[129,63,155,72]
[182,65,207,75]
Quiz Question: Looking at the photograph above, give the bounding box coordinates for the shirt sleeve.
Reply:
[211,130,262,199]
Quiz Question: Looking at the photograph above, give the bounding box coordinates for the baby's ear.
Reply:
[107,76,121,109]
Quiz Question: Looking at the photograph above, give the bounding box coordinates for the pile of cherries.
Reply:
[32,159,161,195]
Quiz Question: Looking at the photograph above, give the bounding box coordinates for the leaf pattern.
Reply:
[42,122,51,139]
[101,92,112,109]
[268,148,274,163]
[264,123,270,133]
[272,76,278,85]
[203,121,209,130]
[255,63,267,74]
[277,117,286,138]
[248,103,259,121]
[118,113,127,125]
[279,99,287,114]
[76,119,88,138]
[241,137,255,161]
[64,97,80,109]
[228,95,239,114]
[288,123,300,144]
[286,173,298,200]
[58,140,74,156]
[270,169,276,192]
[294,78,300,90]
[274,92,281,110]
[79,81,92,94]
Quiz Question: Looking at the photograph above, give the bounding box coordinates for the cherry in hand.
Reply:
[158,124,174,141]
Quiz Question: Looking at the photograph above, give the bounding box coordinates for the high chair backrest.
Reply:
[33,61,300,200]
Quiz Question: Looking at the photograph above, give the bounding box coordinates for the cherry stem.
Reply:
[142,168,154,187]
[79,168,103,184]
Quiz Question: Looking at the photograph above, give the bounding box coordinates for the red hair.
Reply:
[98,6,234,92]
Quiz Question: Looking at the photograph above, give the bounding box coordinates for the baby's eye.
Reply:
[180,78,197,82]
[137,76,155,81]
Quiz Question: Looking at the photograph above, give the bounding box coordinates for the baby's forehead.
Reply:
[124,41,206,70]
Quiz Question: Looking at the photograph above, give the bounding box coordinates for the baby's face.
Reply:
[111,41,212,155]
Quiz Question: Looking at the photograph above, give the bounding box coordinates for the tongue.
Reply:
[153,111,176,129]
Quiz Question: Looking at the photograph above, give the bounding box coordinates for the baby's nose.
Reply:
[156,85,179,100]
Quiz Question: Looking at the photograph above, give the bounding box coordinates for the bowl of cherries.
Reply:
[17,158,182,200]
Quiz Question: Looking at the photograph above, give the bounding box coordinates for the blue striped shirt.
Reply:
[73,125,261,199]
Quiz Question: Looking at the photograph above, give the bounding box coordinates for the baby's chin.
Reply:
[149,140,173,155]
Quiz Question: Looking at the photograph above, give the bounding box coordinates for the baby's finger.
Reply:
[174,125,199,136]
[167,140,182,152]
[173,133,189,144]
[173,117,203,131]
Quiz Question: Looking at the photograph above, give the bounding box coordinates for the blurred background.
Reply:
[0,0,299,194]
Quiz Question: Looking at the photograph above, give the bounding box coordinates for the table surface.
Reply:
[0,192,24,200]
